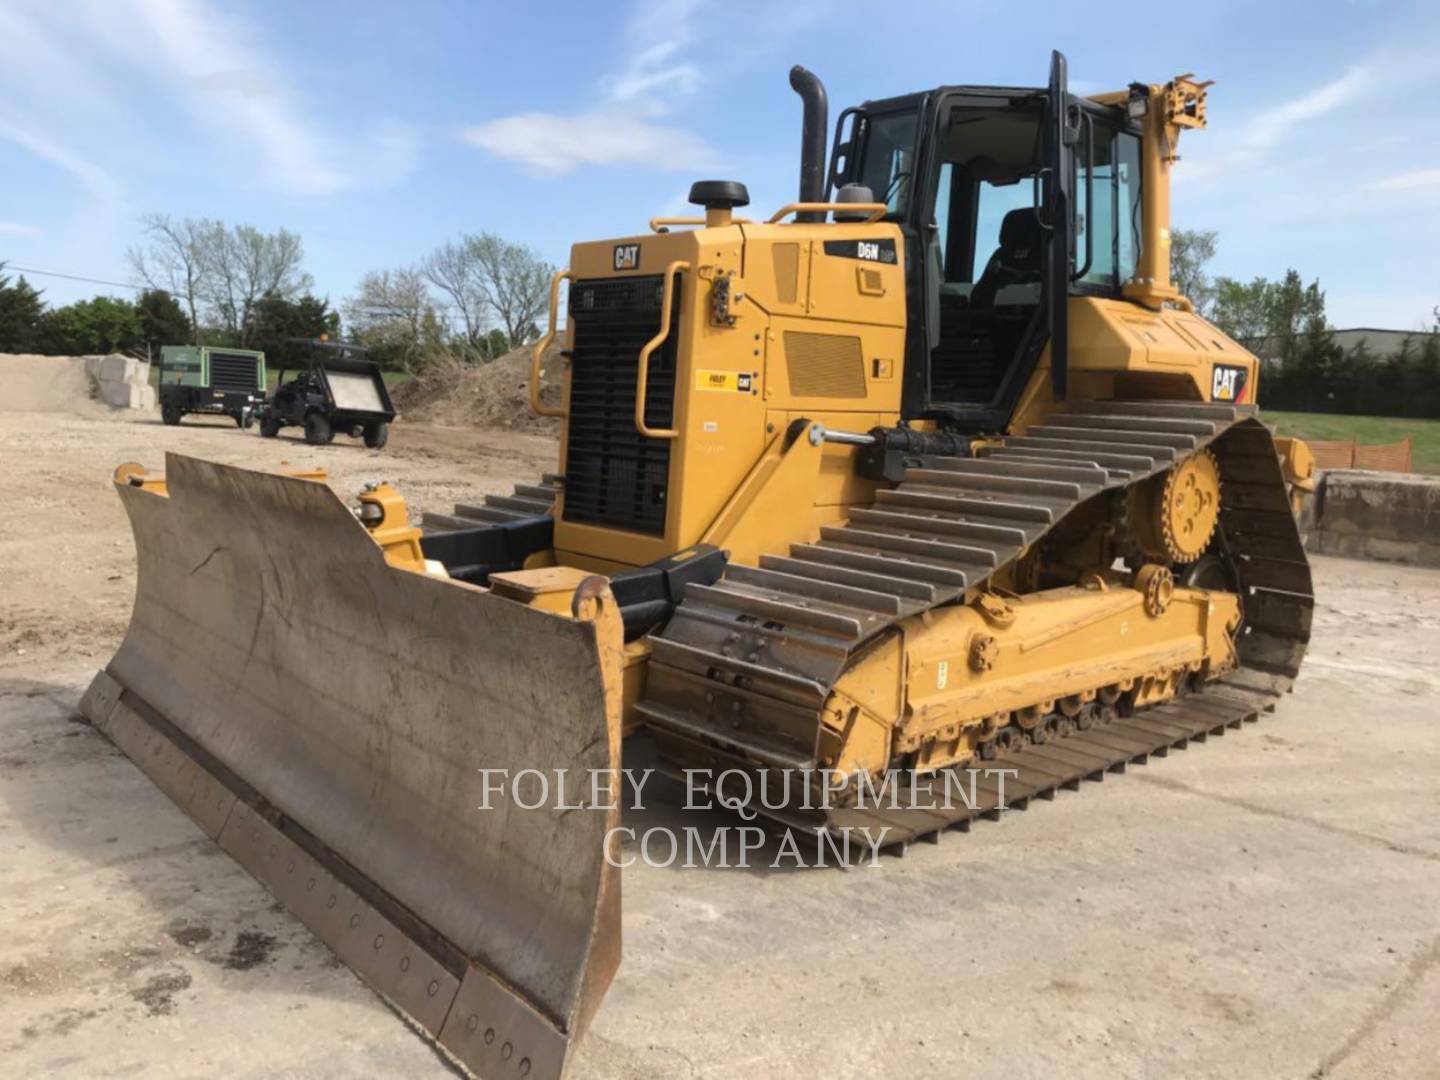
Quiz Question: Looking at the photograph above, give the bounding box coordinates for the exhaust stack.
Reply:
[789,65,829,223]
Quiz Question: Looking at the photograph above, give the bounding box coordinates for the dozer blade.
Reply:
[80,453,622,1080]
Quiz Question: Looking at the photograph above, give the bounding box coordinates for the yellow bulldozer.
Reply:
[82,52,1316,1079]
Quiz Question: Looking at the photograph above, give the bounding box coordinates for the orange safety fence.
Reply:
[1306,436,1413,472]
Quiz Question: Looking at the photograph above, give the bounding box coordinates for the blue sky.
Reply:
[2,0,1437,330]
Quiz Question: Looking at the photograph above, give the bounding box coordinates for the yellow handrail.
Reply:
[649,216,705,232]
[649,216,754,232]
[635,261,688,440]
[530,269,572,418]
[767,202,888,224]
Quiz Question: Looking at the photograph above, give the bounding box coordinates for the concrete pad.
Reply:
[1,405,1438,1079]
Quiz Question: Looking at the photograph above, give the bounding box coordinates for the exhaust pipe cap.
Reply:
[688,180,750,210]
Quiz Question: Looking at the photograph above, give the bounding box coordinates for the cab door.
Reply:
[1043,49,1077,402]
[907,50,1077,430]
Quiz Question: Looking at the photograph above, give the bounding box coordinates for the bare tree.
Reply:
[422,240,488,350]
[204,225,312,345]
[345,268,442,370]
[347,268,430,338]
[130,217,311,345]
[423,233,553,357]
[128,214,215,344]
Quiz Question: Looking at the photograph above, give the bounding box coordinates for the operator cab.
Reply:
[833,52,1144,432]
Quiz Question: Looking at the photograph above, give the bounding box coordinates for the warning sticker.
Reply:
[695,370,753,392]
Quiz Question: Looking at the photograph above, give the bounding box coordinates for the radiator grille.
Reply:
[562,275,678,535]
[209,352,259,394]
[784,331,866,398]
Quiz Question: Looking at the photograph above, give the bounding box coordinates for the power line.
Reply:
[5,264,145,292]
[4,262,478,322]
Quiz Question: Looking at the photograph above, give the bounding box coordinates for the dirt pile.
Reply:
[391,344,564,433]
[0,354,104,415]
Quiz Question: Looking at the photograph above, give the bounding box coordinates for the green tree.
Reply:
[1384,336,1418,419]
[1210,276,1275,347]
[0,263,46,352]
[1281,287,1338,412]
[1344,340,1382,416]
[1265,271,1325,365]
[1169,228,1218,315]
[477,327,511,360]
[136,289,192,352]
[36,296,143,355]
[246,292,339,367]
[1413,333,1440,420]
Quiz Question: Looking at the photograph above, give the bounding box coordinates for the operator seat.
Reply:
[970,207,1043,310]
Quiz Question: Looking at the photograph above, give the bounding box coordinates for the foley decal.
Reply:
[1210,363,1249,403]
[695,370,753,393]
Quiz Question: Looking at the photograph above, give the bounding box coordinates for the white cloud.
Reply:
[463,0,713,176]
[130,0,368,195]
[1237,67,1371,153]
[0,222,42,237]
[464,113,712,176]
[0,0,415,199]
[0,115,121,200]
[1178,66,1376,188]
[1369,168,1440,192]
[602,0,702,101]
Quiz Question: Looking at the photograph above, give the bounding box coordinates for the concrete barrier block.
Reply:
[97,380,151,409]
[97,354,142,383]
[96,380,132,408]
[1320,470,1440,539]
[1314,470,1440,568]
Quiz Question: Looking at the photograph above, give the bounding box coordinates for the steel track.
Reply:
[638,401,1314,849]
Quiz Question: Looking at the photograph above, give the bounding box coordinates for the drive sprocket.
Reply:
[1159,449,1222,561]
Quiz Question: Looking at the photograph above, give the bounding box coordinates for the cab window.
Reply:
[972,178,1037,283]
[1074,121,1143,288]
[1116,132,1142,284]
[857,110,920,216]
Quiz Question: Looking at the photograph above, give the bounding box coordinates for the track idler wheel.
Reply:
[993,725,1025,755]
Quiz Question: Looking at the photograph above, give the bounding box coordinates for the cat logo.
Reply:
[1211,363,1249,403]
[613,243,640,271]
